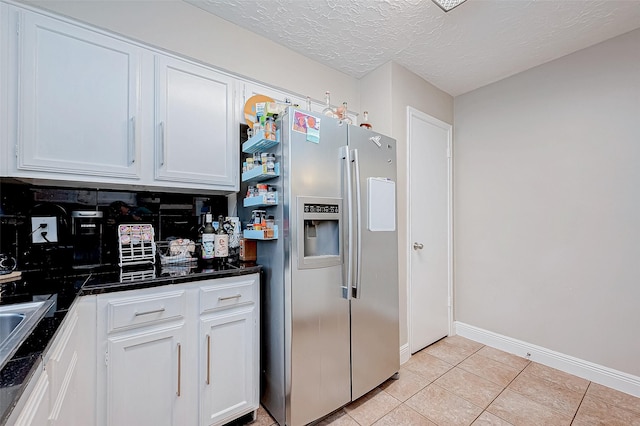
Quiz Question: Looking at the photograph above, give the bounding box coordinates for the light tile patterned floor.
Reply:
[250,336,640,426]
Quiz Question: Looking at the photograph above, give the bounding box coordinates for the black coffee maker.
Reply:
[71,211,103,268]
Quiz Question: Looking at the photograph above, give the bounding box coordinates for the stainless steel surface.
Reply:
[288,110,350,426]
[134,307,165,316]
[218,294,241,301]
[206,334,211,385]
[0,314,25,342]
[70,211,103,218]
[177,343,181,396]
[413,242,424,250]
[129,116,136,165]
[296,196,342,270]
[160,121,166,166]
[258,108,399,426]
[352,148,362,299]
[347,125,399,400]
[340,146,353,301]
[0,300,55,370]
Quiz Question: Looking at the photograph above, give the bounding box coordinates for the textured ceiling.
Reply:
[186,0,640,96]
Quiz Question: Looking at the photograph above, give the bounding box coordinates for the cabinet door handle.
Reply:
[206,334,211,385]
[128,117,136,165]
[177,343,181,396]
[134,307,165,316]
[160,121,166,166]
[218,294,242,302]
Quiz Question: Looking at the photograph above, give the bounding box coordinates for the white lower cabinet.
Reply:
[199,280,259,426]
[45,297,96,426]
[6,274,259,425]
[106,323,188,425]
[6,296,96,426]
[8,365,50,426]
[96,273,260,426]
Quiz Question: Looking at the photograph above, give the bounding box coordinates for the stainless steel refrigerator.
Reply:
[250,107,399,426]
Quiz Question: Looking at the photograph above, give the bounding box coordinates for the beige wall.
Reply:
[361,62,454,352]
[454,28,640,376]
[22,0,360,110]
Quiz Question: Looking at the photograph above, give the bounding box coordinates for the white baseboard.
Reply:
[400,343,411,365]
[454,321,640,398]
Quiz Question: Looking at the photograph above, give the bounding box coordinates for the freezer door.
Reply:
[347,126,400,400]
[286,110,351,426]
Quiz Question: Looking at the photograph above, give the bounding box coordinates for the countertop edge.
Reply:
[79,265,262,296]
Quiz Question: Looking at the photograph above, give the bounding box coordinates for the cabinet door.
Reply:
[47,308,82,426]
[155,56,237,189]
[16,11,142,179]
[200,307,258,426]
[9,366,50,426]
[105,323,187,426]
[45,297,97,426]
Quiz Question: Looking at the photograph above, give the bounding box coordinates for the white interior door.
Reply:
[408,107,452,354]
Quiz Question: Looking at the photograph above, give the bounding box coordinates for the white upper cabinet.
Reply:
[2,5,240,193]
[15,10,142,180]
[155,56,237,190]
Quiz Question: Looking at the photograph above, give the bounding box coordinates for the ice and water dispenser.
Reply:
[297,197,342,270]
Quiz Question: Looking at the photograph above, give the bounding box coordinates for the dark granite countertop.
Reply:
[0,260,261,424]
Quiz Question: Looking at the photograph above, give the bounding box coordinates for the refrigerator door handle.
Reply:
[352,148,362,299]
[340,146,353,300]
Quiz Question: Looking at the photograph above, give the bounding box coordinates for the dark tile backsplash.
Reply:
[0,180,228,271]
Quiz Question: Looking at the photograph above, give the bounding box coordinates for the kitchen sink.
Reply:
[0,300,55,370]
[0,313,26,343]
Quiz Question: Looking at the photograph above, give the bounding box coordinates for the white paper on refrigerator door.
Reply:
[367,177,396,231]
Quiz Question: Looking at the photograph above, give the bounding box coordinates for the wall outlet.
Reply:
[31,216,59,244]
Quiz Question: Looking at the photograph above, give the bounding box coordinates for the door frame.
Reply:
[406,106,454,355]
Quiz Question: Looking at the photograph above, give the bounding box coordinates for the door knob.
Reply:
[413,242,424,250]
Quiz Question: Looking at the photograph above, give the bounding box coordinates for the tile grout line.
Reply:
[473,359,532,426]
[399,341,486,426]
[569,381,592,425]
[434,342,488,426]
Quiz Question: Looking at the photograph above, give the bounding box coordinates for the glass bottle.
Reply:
[359,111,372,129]
[200,213,215,262]
[341,101,352,125]
[306,96,312,111]
[214,215,229,260]
[322,91,335,118]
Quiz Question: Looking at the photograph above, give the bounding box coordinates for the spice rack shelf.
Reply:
[241,125,280,241]
[242,130,280,154]
[243,225,278,240]
[242,163,280,183]
[244,192,278,208]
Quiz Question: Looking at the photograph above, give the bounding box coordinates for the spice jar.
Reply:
[264,116,276,141]
[266,154,276,174]
[267,186,277,204]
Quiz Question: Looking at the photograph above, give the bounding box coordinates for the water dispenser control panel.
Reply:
[297,196,342,270]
